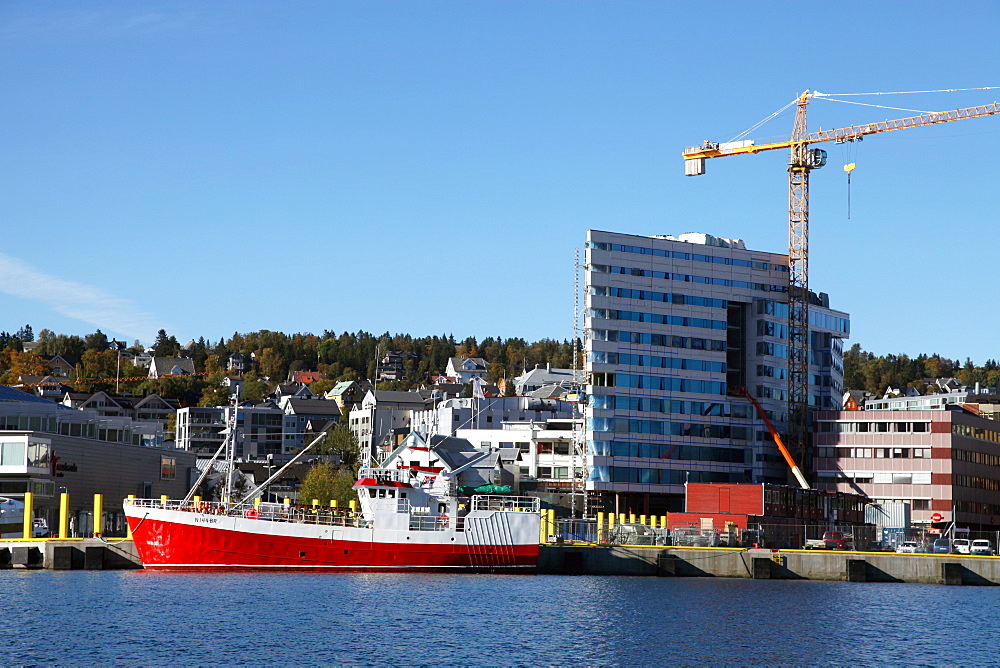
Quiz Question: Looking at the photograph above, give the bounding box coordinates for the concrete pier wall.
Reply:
[0,539,142,570]
[539,545,1000,585]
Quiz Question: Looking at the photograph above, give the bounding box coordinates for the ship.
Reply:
[124,432,542,571]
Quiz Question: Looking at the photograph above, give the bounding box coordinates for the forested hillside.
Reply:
[843,344,1000,396]
[0,325,579,404]
[4,324,996,403]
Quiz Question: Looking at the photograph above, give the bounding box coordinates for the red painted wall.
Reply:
[686,484,764,515]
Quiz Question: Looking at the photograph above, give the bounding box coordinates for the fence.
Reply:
[544,516,881,550]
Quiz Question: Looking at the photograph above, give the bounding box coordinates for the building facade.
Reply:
[584,230,850,515]
[814,405,1000,529]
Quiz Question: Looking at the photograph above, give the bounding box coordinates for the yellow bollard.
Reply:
[608,512,616,529]
[596,512,604,543]
[193,495,201,505]
[349,500,357,514]
[619,513,626,525]
[651,515,658,529]
[661,515,668,530]
[160,494,169,508]
[58,492,69,539]
[640,514,647,525]
[312,499,319,508]
[548,509,556,542]
[629,513,636,524]
[126,495,135,539]
[284,498,291,505]
[254,497,261,508]
[22,491,33,539]
[330,500,338,508]
[539,508,547,544]
[93,494,103,537]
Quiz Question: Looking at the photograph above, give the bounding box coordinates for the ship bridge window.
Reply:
[378,489,386,498]
[388,490,396,498]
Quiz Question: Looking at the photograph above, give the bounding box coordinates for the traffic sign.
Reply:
[931,512,944,522]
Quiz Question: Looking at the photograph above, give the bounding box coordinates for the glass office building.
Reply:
[584,230,850,515]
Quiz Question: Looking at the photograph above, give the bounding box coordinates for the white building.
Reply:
[584,229,850,515]
[445,357,488,384]
[409,396,579,438]
[456,418,583,500]
[513,364,579,396]
[348,390,432,462]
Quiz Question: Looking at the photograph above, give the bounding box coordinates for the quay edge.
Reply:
[538,544,1000,585]
[0,538,142,570]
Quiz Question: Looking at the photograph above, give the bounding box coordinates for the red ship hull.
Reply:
[126,509,539,572]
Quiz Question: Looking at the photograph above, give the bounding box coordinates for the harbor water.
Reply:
[3,571,999,665]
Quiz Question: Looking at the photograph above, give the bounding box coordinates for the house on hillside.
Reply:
[445,357,487,384]
[148,357,196,379]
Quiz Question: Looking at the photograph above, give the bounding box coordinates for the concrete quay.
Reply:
[0,538,142,570]
[538,544,1000,585]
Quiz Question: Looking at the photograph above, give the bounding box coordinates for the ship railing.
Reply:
[408,514,463,532]
[471,495,541,513]
[127,498,371,528]
[357,467,412,484]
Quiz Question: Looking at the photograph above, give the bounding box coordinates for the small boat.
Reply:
[124,431,541,572]
[0,496,25,539]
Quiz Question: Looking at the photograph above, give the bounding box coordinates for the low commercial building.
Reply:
[0,386,195,536]
[814,404,1000,529]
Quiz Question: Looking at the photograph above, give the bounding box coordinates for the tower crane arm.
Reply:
[683,100,1000,166]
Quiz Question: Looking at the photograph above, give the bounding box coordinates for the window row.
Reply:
[588,241,787,271]
[817,421,931,434]
[590,329,726,352]
[588,417,751,439]
[590,286,727,309]
[592,439,751,462]
[816,446,932,459]
[589,465,746,485]
[954,449,1000,468]
[589,351,725,373]
[756,299,850,334]
[953,423,1000,444]
[611,375,727,395]
[590,264,787,292]
[588,308,727,330]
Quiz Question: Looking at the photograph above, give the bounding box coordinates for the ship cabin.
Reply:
[354,432,519,529]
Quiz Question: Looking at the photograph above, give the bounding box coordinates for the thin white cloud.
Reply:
[0,253,160,343]
[0,8,204,41]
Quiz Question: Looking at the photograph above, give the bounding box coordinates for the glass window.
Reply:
[0,440,26,466]
[160,456,176,481]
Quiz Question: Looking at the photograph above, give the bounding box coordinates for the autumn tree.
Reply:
[297,461,340,506]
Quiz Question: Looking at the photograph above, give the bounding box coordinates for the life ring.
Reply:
[438,514,449,527]
[244,508,258,520]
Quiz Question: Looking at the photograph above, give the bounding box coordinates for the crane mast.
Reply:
[684,89,1000,485]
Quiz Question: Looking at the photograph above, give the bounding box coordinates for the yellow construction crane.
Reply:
[684,89,1000,479]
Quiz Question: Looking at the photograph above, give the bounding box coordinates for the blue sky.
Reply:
[1,1,998,361]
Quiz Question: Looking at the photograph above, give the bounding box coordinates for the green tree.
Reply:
[329,467,359,506]
[315,423,361,470]
[151,329,180,357]
[298,461,340,506]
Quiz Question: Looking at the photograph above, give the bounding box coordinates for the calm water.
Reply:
[2,571,998,666]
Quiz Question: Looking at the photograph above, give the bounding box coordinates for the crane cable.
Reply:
[813,86,1000,96]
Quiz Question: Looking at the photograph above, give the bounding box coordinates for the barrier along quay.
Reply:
[536,513,1000,586]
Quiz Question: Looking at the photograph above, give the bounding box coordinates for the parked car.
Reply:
[804,531,854,550]
[933,538,951,554]
[896,541,922,554]
[971,539,994,556]
[953,538,972,555]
